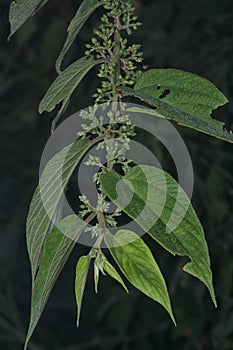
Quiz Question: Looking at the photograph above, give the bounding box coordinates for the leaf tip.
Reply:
[55,59,62,74]
[171,312,177,327]
[120,282,128,294]
[7,33,12,42]
[38,104,44,114]
[76,313,81,328]
[7,21,16,41]
[211,291,217,308]
[166,302,176,326]
[24,334,30,350]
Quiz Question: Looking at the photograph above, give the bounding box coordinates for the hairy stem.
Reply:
[107,15,121,170]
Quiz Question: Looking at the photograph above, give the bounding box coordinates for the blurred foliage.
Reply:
[0,0,233,349]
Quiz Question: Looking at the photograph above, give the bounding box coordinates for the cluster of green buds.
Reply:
[79,0,143,233]
[83,104,135,175]
[85,0,143,103]
[79,193,122,238]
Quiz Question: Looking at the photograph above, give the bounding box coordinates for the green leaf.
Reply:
[24,215,83,350]
[127,104,233,144]
[135,69,227,118]
[26,136,93,282]
[75,255,91,327]
[100,165,217,306]
[8,0,48,40]
[105,229,175,324]
[56,0,103,73]
[123,69,233,143]
[39,56,96,113]
[103,260,129,293]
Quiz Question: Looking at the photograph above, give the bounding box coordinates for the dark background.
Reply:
[0,0,233,349]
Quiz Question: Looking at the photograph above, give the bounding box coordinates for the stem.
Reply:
[113,15,121,94]
[97,211,107,229]
[81,0,143,241]
[107,15,121,171]
[93,211,107,248]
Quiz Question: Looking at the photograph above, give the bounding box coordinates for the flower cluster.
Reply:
[85,0,143,102]
[79,0,142,231]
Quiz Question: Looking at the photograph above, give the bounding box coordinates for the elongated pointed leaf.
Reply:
[8,0,49,40]
[39,56,96,113]
[103,260,129,293]
[56,0,103,72]
[100,165,217,306]
[75,255,91,327]
[24,215,84,350]
[123,69,233,143]
[26,136,93,282]
[105,229,175,323]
